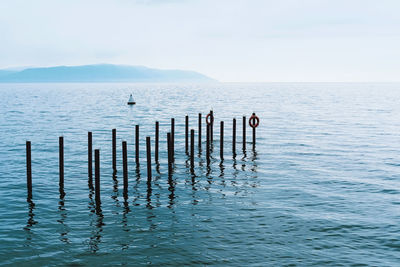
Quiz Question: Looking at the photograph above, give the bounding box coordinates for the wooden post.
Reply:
[59,136,64,194]
[112,129,116,171]
[122,141,128,193]
[220,121,224,160]
[26,141,32,200]
[206,124,210,165]
[155,121,159,162]
[95,149,101,206]
[253,125,256,150]
[185,115,189,153]
[242,116,246,151]
[167,133,172,176]
[190,129,195,169]
[135,125,139,165]
[210,110,214,142]
[232,118,236,156]
[198,113,202,150]
[88,132,93,187]
[251,112,257,149]
[171,118,175,161]
[146,137,152,185]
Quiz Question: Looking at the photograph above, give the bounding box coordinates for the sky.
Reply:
[0,0,399,82]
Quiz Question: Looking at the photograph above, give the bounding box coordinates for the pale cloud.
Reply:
[0,0,399,81]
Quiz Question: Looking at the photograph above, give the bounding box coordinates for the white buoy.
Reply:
[127,94,136,105]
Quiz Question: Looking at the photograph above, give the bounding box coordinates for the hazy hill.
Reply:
[0,64,215,82]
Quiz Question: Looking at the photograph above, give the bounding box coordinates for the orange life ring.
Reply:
[249,113,260,128]
[206,113,214,125]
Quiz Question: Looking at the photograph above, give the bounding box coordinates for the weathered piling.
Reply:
[185,115,189,153]
[253,123,256,149]
[112,129,116,171]
[206,124,210,165]
[242,116,246,151]
[198,113,202,150]
[232,118,236,156]
[135,125,139,165]
[210,110,214,142]
[155,121,159,162]
[249,112,259,149]
[167,133,172,175]
[59,136,64,194]
[26,141,32,200]
[122,141,128,193]
[146,137,152,185]
[190,129,195,169]
[220,121,224,160]
[171,118,175,161]
[95,149,101,206]
[88,132,93,187]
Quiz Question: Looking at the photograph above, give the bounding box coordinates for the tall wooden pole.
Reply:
[122,141,128,194]
[26,141,32,200]
[112,129,116,171]
[146,137,152,185]
[198,113,202,150]
[59,136,64,195]
[135,125,139,165]
[95,149,101,206]
[88,132,93,188]
[155,121,159,162]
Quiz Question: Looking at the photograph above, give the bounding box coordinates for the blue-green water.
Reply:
[0,83,399,266]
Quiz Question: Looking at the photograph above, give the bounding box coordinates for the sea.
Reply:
[0,82,399,266]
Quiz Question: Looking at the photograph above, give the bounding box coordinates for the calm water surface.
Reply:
[0,83,399,266]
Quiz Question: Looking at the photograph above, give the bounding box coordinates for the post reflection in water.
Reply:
[231,157,239,190]
[205,163,212,191]
[250,150,258,172]
[146,185,153,209]
[155,162,161,174]
[219,161,226,187]
[191,172,199,206]
[57,196,69,243]
[153,168,162,208]
[146,187,157,234]
[88,208,105,253]
[168,174,175,209]
[24,200,37,243]
[249,150,259,188]
[132,166,141,206]
[241,150,247,171]
[88,188,95,213]
[112,172,120,209]
[120,195,130,250]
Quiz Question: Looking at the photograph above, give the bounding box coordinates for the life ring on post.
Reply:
[206,112,214,125]
[249,113,260,128]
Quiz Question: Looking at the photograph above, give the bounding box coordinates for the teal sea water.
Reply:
[0,83,399,266]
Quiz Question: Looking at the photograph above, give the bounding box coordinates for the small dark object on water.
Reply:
[127,94,136,105]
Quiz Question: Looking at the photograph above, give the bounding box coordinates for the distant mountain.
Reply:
[0,70,17,78]
[0,64,216,83]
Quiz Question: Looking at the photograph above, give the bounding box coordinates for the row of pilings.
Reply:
[25,111,260,211]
